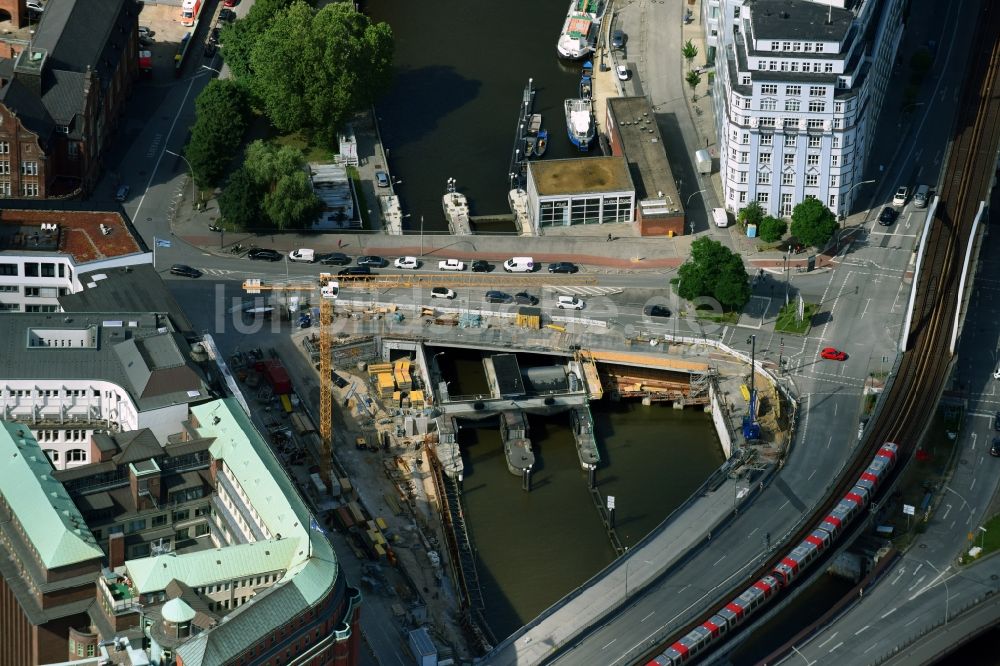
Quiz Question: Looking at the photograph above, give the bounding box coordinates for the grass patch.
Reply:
[268,131,336,163]
[693,309,740,324]
[774,302,817,335]
[963,512,1000,562]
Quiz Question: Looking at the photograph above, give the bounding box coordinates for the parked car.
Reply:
[995,366,1000,380]
[248,248,282,262]
[114,184,130,202]
[394,256,420,269]
[892,186,909,207]
[878,207,897,226]
[555,295,585,310]
[26,0,43,13]
[431,287,456,300]
[318,252,351,266]
[485,290,512,304]
[223,0,239,7]
[643,305,671,318]
[138,26,154,38]
[357,255,387,267]
[514,292,538,305]
[548,261,578,274]
[209,27,221,44]
[288,249,315,263]
[338,266,372,276]
[994,411,1000,432]
[611,29,626,49]
[219,8,237,21]
[169,264,201,278]
[993,438,1000,457]
[375,171,390,188]
[616,65,630,81]
[471,260,492,273]
[203,42,217,57]
[438,259,466,271]
[820,347,848,361]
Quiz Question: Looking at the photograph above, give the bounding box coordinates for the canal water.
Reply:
[435,347,723,638]
[365,0,593,232]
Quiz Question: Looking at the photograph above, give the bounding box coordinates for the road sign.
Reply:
[607,495,616,511]
[903,504,915,516]
[154,237,172,248]
[797,294,805,322]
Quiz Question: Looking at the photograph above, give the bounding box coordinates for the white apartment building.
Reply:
[708,0,905,218]
[0,312,211,470]
[0,207,151,312]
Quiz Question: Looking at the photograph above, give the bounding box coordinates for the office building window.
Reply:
[808,101,825,113]
[781,172,795,186]
[760,99,776,111]
[0,141,8,154]
[760,134,773,146]
[757,192,769,204]
[808,136,821,148]
[21,182,39,197]
[805,174,818,187]
[759,152,771,165]
[757,171,770,184]
[21,161,38,176]
[785,135,797,147]
[783,153,795,166]
[785,99,800,112]
[786,85,801,96]
[806,154,820,166]
[809,85,825,97]
[761,84,778,95]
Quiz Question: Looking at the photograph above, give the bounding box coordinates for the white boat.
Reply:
[556,0,604,60]
[565,98,594,151]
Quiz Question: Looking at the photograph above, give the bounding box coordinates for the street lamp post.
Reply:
[979,525,987,550]
[164,149,196,210]
[842,178,877,223]
[419,215,425,259]
[746,334,757,409]
[782,254,790,305]
[685,189,707,236]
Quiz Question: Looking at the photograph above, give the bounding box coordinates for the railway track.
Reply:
[636,4,1000,662]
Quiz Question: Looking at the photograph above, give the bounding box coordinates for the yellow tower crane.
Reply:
[244,271,601,484]
[244,274,339,486]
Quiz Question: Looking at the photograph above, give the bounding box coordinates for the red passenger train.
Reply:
[646,442,899,665]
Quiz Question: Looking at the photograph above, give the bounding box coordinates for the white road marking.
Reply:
[855,625,870,636]
[860,297,871,318]
[881,607,897,619]
[891,569,905,586]
[907,574,926,592]
[603,639,617,650]
[970,477,977,491]
[748,527,759,538]
[912,563,923,577]
[864,643,879,654]
[905,616,920,627]
[779,500,790,510]
[971,432,978,450]
[943,503,952,520]
[817,632,838,649]
[641,611,655,623]
[808,470,817,480]
[829,641,844,653]
[827,436,833,449]
[713,555,727,566]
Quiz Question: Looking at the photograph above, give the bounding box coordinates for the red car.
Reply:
[820,347,848,361]
[223,0,238,7]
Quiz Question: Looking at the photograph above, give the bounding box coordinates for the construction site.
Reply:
[221,274,792,661]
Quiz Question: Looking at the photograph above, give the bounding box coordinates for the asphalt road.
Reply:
[775,188,1000,665]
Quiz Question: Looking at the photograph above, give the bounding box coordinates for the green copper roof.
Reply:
[0,421,102,569]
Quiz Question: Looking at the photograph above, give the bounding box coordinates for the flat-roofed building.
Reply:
[605,96,685,235]
[525,156,635,233]
[0,203,151,313]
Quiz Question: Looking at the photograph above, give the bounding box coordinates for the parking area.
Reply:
[138,1,230,79]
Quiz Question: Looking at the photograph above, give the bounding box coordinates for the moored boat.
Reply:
[556,0,604,60]
[580,60,593,98]
[564,98,594,151]
[535,129,549,156]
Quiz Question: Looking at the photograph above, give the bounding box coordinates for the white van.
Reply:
[912,185,930,209]
[503,257,534,273]
[712,208,729,228]
[288,248,315,263]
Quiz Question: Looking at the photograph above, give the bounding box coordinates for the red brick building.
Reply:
[0,0,138,198]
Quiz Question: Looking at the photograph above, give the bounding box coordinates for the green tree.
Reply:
[241,140,322,230]
[758,215,787,243]
[247,1,394,145]
[186,79,250,187]
[218,167,261,230]
[685,70,702,99]
[737,201,765,228]
[677,237,750,310]
[681,40,698,68]
[220,0,297,83]
[790,197,838,248]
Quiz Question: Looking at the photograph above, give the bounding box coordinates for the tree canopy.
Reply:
[790,197,838,248]
[218,167,261,230]
[186,79,251,188]
[737,201,765,228]
[235,141,322,231]
[677,237,751,310]
[223,1,394,146]
[758,215,787,243]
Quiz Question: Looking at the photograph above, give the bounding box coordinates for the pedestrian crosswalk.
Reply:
[548,285,624,296]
